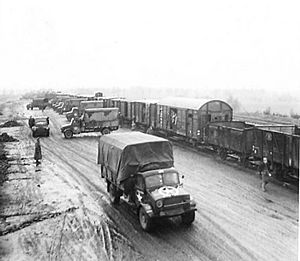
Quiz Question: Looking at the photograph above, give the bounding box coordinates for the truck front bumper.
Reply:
[158,207,196,218]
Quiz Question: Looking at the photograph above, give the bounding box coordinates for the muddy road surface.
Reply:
[0,100,298,261]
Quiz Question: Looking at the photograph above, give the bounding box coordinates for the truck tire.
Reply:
[64,130,73,139]
[46,130,50,137]
[139,207,153,232]
[109,183,120,204]
[32,131,36,138]
[101,128,110,135]
[181,211,195,225]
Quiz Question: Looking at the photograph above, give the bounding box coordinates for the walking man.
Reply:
[258,157,272,192]
[34,138,42,166]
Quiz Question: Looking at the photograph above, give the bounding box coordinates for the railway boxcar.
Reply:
[132,99,158,128]
[156,97,233,143]
[113,99,133,124]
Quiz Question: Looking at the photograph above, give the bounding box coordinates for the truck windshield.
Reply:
[35,118,47,124]
[145,172,179,189]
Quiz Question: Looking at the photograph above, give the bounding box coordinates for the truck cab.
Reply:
[132,168,196,231]
[66,107,79,121]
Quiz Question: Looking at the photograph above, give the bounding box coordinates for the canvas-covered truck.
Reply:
[61,107,119,138]
[97,132,196,231]
[27,98,49,110]
[66,100,104,121]
[60,98,87,115]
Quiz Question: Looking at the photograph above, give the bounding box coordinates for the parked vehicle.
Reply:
[97,132,196,231]
[31,117,50,137]
[27,98,49,110]
[65,100,104,121]
[61,108,119,138]
[61,98,87,115]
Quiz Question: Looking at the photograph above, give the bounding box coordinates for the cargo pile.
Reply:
[0,132,18,142]
[0,120,22,128]
[0,144,9,184]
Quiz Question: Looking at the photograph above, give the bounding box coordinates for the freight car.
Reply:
[205,121,299,181]
[155,97,233,144]
[132,99,158,128]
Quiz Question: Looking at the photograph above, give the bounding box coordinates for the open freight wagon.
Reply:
[205,121,299,181]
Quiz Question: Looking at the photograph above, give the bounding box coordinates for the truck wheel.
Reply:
[32,131,36,138]
[109,183,120,204]
[181,211,195,225]
[64,130,73,139]
[101,128,110,135]
[47,130,50,137]
[139,207,153,232]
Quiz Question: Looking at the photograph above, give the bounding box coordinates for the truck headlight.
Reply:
[156,199,163,208]
[32,126,37,130]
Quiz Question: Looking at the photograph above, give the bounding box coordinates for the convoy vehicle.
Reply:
[53,102,63,111]
[31,116,50,137]
[60,98,87,115]
[61,108,119,138]
[65,100,104,121]
[97,132,197,231]
[27,98,49,110]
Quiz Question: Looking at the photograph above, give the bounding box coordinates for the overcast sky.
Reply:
[0,0,299,95]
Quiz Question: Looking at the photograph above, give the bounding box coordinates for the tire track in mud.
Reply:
[40,134,147,260]
[0,207,77,236]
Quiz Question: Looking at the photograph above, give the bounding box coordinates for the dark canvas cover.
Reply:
[98,132,174,185]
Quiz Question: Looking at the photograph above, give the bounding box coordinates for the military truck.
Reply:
[97,132,196,231]
[61,107,119,138]
[27,98,49,110]
[31,116,50,137]
[66,100,104,121]
[61,98,88,115]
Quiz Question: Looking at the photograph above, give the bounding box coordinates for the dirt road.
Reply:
[0,100,298,261]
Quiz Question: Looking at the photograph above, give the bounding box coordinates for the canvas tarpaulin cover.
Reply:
[98,132,174,185]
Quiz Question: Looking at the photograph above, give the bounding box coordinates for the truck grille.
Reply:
[163,195,190,208]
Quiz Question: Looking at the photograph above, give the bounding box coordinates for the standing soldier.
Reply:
[258,156,272,192]
[28,116,35,128]
[131,118,136,131]
[34,138,42,166]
